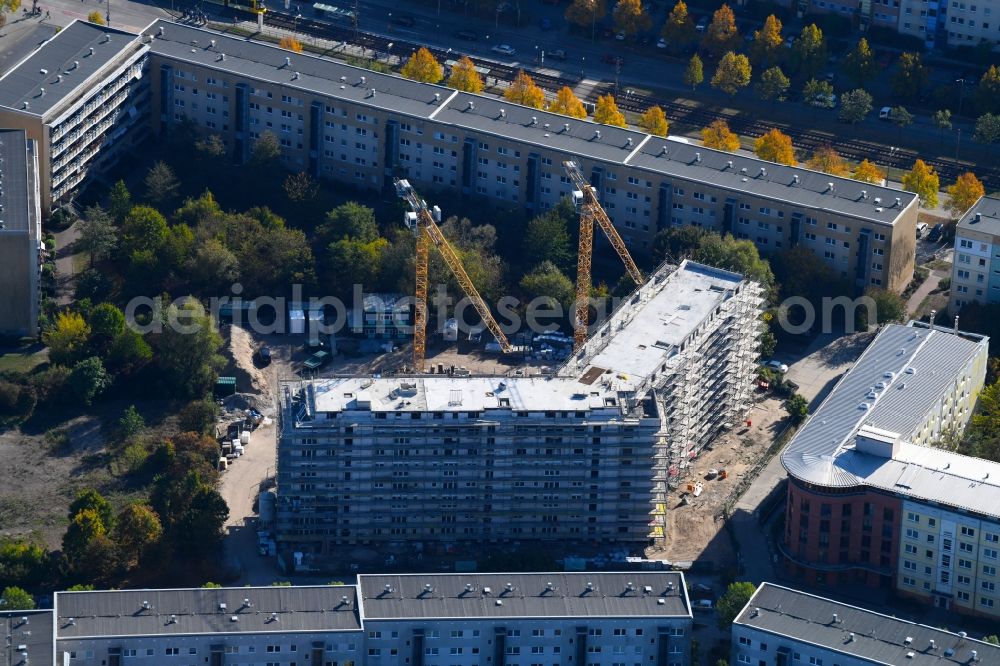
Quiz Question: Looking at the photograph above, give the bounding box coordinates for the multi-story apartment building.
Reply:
[950,196,1000,313]
[731,582,1000,666]
[1,609,54,666]
[139,20,917,292]
[0,129,43,338]
[277,260,762,558]
[46,573,691,666]
[898,0,947,46]
[941,0,1000,46]
[350,293,412,339]
[0,21,150,214]
[780,321,1000,618]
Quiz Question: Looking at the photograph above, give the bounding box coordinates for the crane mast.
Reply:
[395,179,513,372]
[563,160,644,350]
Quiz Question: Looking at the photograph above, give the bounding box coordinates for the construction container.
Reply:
[214,376,237,398]
[218,457,228,471]
[240,431,250,446]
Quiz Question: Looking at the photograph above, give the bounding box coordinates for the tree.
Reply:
[711,52,751,96]
[278,35,303,52]
[144,161,179,206]
[652,225,706,262]
[43,311,91,366]
[838,88,873,124]
[283,171,319,203]
[864,287,906,325]
[524,201,574,272]
[195,134,226,158]
[107,329,153,375]
[400,47,444,83]
[702,4,740,55]
[117,404,145,442]
[805,146,849,176]
[69,356,111,406]
[946,172,985,217]
[78,205,116,267]
[976,112,1000,149]
[173,485,229,557]
[613,0,651,36]
[694,233,775,290]
[108,180,132,225]
[113,504,162,568]
[0,0,23,16]
[186,239,240,294]
[716,582,757,629]
[87,10,105,24]
[520,261,576,306]
[853,159,886,185]
[891,52,928,100]
[902,159,940,209]
[790,24,826,77]
[754,128,796,165]
[69,488,115,530]
[749,15,783,67]
[121,205,168,256]
[178,399,219,435]
[702,119,740,152]
[0,586,34,611]
[661,0,696,53]
[803,78,834,107]
[593,94,626,127]
[250,130,281,167]
[88,302,127,356]
[843,37,877,86]
[319,202,380,244]
[932,109,953,145]
[156,299,225,399]
[683,54,704,89]
[639,106,669,136]
[891,105,914,138]
[62,508,107,564]
[446,56,483,93]
[565,0,607,37]
[785,393,808,424]
[325,237,388,295]
[984,635,1000,646]
[0,539,49,590]
[976,65,1000,115]
[504,70,545,109]
[755,66,789,104]
[548,87,588,119]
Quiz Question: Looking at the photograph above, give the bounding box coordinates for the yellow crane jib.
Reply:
[394,179,513,371]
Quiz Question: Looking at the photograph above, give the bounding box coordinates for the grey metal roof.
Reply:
[1,610,54,666]
[357,572,690,620]
[145,20,914,223]
[780,322,1000,517]
[0,130,32,234]
[0,20,143,118]
[55,586,361,638]
[956,196,1000,238]
[735,583,1000,666]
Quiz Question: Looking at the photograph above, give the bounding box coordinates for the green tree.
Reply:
[565,0,607,38]
[326,237,388,296]
[69,356,111,406]
[185,239,240,294]
[108,180,132,225]
[43,311,91,366]
[976,112,1000,150]
[121,205,168,256]
[891,105,914,138]
[173,485,229,558]
[711,52,751,96]
[202,581,223,588]
[838,88,873,124]
[400,47,444,83]
[932,109,953,145]
[78,204,117,265]
[117,405,145,442]
[283,171,319,203]
[113,504,163,568]
[785,393,809,423]
[250,130,281,167]
[946,172,985,217]
[195,133,226,158]
[790,24,827,77]
[716,581,757,629]
[0,586,34,611]
[755,66,789,104]
[144,161,179,206]
[0,539,49,590]
[864,287,906,326]
[661,0,696,53]
[87,10,105,24]
[69,488,114,530]
[156,299,225,399]
[683,53,704,89]
[754,128,796,165]
[613,0,651,36]
[107,330,153,375]
[694,234,775,291]
[88,302,126,356]
[803,78,834,107]
[639,105,669,136]
[749,15,783,67]
[984,635,1000,646]
[520,261,576,306]
[447,56,483,93]
[702,119,740,151]
[524,200,574,272]
[843,37,877,86]
[593,94,626,126]
[702,4,740,55]
[891,52,928,100]
[652,225,706,262]
[178,399,219,435]
[902,159,940,208]
[319,202,379,244]
[976,65,1000,114]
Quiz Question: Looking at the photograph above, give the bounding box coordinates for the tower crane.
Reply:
[394,179,513,372]
[563,160,644,350]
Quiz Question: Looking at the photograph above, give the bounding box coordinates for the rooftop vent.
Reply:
[467,101,474,110]
[67,618,75,626]
[243,598,252,608]
[230,615,238,622]
[626,137,633,147]
[972,650,979,662]
[340,595,350,606]
[168,614,177,624]
[210,39,216,48]
[848,633,855,642]
[384,584,393,593]
[369,88,376,98]
[643,585,653,594]
[975,212,983,222]
[793,175,799,184]
[292,72,300,80]
[662,145,668,155]
[482,586,492,595]
[464,583,474,593]
[73,60,80,69]
[874,197,882,205]
[563,123,570,132]
[861,189,868,199]
[359,76,366,86]
[905,636,913,646]
[141,601,150,610]
[750,607,759,618]
[39,68,48,76]
[625,581,635,592]
[727,160,733,169]
[828,182,835,192]
[929,639,936,650]
[218,53,225,62]
[495,599,503,606]
[158,26,164,36]
[434,92,440,102]
[832,613,840,623]
[657,598,665,605]
[906,652,915,659]
[740,167,747,174]
[499,108,505,118]
[505,582,514,592]
[595,130,601,139]
[38,88,44,96]
[895,197,901,207]
[89,47,95,56]
[284,56,291,67]
[102,34,111,43]
[218,603,227,611]
[530,116,537,125]
[586,581,594,592]
[270,612,279,622]
[760,167,767,177]
[424,584,434,593]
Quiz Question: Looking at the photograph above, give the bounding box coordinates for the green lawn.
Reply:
[0,347,49,375]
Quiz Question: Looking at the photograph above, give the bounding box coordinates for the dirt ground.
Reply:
[647,396,788,566]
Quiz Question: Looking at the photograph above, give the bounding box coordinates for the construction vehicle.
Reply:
[563,160,644,349]
[394,179,513,372]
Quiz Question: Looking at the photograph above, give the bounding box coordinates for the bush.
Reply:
[178,399,219,435]
[118,441,150,476]
[939,277,951,291]
[29,365,71,406]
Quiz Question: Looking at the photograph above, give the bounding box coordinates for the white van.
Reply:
[916,222,929,238]
[879,106,893,121]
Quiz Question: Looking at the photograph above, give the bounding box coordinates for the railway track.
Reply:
[258,9,998,189]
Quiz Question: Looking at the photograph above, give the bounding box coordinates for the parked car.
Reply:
[491,43,516,55]
[256,345,271,365]
[765,360,789,373]
[548,48,567,61]
[916,222,928,238]
[879,106,893,121]
[615,31,626,40]
[656,37,667,49]
[693,599,714,611]
[927,223,945,242]
[456,29,478,41]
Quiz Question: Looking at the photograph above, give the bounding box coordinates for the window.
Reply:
[962,526,977,538]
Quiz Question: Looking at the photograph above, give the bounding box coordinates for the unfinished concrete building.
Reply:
[276,260,763,560]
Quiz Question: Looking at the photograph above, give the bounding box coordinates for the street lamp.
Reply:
[956,78,967,117]
[956,127,963,161]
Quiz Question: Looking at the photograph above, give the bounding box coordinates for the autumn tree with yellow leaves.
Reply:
[446,56,483,93]
[852,159,885,185]
[548,87,588,119]
[701,119,740,152]
[702,4,740,55]
[593,94,626,127]
[749,15,783,67]
[504,70,546,109]
[805,146,849,176]
[639,106,669,136]
[279,36,303,53]
[401,47,444,84]
[902,159,940,208]
[754,128,796,165]
[711,52,751,96]
[946,172,985,217]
